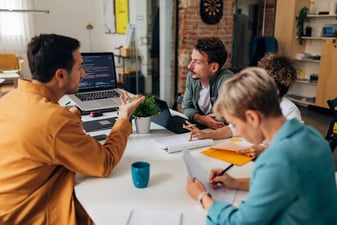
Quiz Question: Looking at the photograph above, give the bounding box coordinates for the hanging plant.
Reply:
[296,7,309,45]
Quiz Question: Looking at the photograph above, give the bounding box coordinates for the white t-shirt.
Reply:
[198,85,212,115]
[280,97,303,123]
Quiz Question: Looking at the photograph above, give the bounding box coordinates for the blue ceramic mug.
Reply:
[131,161,150,188]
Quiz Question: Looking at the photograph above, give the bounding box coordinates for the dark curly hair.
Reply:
[258,53,298,97]
[194,37,228,68]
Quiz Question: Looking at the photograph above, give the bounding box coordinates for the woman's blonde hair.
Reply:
[214,67,282,121]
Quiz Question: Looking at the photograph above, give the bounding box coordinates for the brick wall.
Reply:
[172,0,276,101]
[258,0,276,36]
[173,0,235,97]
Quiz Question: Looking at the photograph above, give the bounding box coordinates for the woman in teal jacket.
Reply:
[186,67,337,225]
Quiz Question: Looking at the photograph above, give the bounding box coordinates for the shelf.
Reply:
[295,58,320,63]
[295,79,318,86]
[299,36,337,40]
[287,94,316,106]
[307,14,337,18]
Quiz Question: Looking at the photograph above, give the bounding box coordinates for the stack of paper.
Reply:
[152,133,214,153]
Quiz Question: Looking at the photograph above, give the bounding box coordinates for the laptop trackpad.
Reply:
[99,98,121,106]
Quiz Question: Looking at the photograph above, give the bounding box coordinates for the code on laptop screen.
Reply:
[79,52,117,91]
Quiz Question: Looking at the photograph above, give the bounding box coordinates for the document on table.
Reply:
[182,150,236,203]
[210,137,253,151]
[126,209,181,225]
[151,133,214,153]
[201,137,255,166]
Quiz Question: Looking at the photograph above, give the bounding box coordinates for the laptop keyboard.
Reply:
[76,90,120,101]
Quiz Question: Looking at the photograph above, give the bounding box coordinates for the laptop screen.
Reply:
[79,52,117,91]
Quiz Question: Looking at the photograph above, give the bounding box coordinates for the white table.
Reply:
[0,72,20,87]
[74,110,253,225]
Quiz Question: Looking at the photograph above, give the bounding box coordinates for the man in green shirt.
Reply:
[182,37,233,129]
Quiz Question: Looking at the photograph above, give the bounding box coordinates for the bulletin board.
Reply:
[115,0,129,34]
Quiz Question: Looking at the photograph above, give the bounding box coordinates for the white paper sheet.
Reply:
[152,133,214,153]
[182,150,236,203]
[126,209,181,225]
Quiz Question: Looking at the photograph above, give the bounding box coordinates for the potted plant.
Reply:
[133,95,160,133]
[296,6,309,45]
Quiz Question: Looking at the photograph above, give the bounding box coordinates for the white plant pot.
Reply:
[134,116,151,134]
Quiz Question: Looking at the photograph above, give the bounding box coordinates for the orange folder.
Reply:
[201,137,255,166]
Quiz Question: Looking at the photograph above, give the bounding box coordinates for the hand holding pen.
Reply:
[209,164,235,189]
[183,121,208,141]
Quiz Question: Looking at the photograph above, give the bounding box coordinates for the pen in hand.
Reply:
[183,123,197,128]
[217,163,234,176]
[210,163,234,186]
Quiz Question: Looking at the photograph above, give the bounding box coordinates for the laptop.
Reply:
[151,98,191,134]
[68,52,122,113]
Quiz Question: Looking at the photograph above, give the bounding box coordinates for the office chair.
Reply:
[325,97,337,152]
[0,53,23,72]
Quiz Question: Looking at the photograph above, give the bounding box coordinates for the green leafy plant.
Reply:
[296,7,309,45]
[133,95,160,117]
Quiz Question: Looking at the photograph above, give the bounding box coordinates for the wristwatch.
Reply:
[197,191,212,208]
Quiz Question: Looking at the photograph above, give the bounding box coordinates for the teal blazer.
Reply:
[207,119,337,225]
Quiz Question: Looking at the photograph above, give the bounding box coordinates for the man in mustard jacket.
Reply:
[0,34,144,224]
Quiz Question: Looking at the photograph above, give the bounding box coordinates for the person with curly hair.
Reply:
[184,53,302,145]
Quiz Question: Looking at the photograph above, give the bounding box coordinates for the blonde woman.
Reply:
[186,67,337,225]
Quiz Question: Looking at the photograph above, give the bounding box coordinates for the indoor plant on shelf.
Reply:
[133,95,160,134]
[296,6,309,45]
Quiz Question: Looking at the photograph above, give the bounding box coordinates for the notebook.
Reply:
[201,137,255,166]
[151,98,190,134]
[82,117,117,132]
[68,52,122,113]
[152,133,214,153]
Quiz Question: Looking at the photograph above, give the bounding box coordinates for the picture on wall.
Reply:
[115,0,129,34]
[103,0,116,33]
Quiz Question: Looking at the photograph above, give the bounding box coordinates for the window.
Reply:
[0,1,25,36]
[0,0,34,54]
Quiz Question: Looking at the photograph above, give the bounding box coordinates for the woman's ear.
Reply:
[245,110,260,128]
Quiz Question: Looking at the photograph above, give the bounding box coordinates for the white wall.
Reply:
[33,0,126,53]
[32,0,153,94]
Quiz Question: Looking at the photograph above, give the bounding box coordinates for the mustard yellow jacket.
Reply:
[0,79,132,224]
